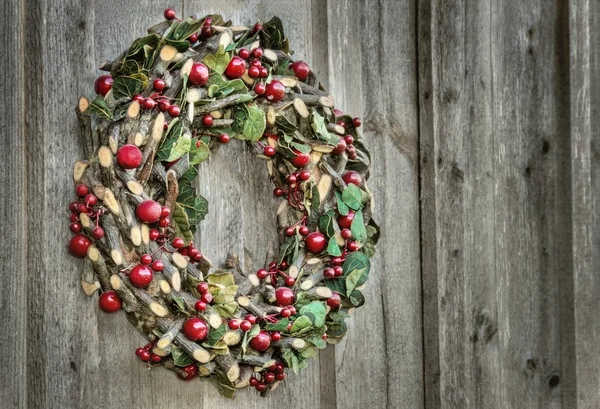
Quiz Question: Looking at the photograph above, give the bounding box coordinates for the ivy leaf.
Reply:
[189,138,210,165]
[127,34,160,57]
[290,315,312,333]
[207,272,235,288]
[156,120,185,161]
[203,46,232,74]
[172,346,194,367]
[275,114,297,133]
[265,318,289,332]
[178,184,209,225]
[83,95,112,119]
[318,210,335,238]
[206,324,227,346]
[323,276,346,296]
[299,302,327,328]
[172,295,187,313]
[342,184,363,210]
[172,203,194,245]
[112,76,143,100]
[327,236,342,257]
[348,290,365,307]
[262,16,288,51]
[343,252,370,294]
[242,104,266,141]
[165,38,191,52]
[278,235,298,264]
[336,191,349,216]
[165,136,191,162]
[310,111,337,144]
[169,17,203,41]
[350,209,367,243]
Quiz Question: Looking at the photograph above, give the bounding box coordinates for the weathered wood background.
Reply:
[1,0,598,408]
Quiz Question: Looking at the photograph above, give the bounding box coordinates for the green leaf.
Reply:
[213,302,238,319]
[336,191,349,216]
[206,324,227,346]
[156,120,185,161]
[177,183,209,225]
[83,95,112,119]
[318,210,335,238]
[323,277,346,296]
[165,38,191,52]
[172,346,194,367]
[343,252,370,294]
[350,209,367,242]
[172,295,187,313]
[189,138,210,165]
[127,34,160,57]
[203,47,232,74]
[207,272,235,288]
[310,111,337,144]
[262,16,288,51]
[242,104,266,141]
[342,184,363,210]
[169,17,203,41]
[299,302,327,328]
[112,76,143,100]
[165,137,191,162]
[290,315,312,333]
[172,203,194,245]
[265,318,289,332]
[278,235,298,264]
[275,114,297,133]
[300,345,317,359]
[311,184,321,213]
[327,236,342,257]
[348,290,365,307]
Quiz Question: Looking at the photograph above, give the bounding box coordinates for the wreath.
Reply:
[69,8,379,397]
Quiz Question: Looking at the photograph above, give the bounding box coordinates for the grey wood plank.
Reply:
[569,0,600,407]
[0,0,27,408]
[328,1,423,408]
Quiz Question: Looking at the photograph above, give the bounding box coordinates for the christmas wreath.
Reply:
[69,8,379,397]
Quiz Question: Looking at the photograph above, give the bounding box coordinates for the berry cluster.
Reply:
[249,361,286,392]
[135,341,162,363]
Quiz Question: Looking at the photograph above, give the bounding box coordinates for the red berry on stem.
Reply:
[273,188,284,197]
[271,332,281,341]
[253,23,263,33]
[299,226,309,236]
[279,260,289,269]
[69,234,91,257]
[265,80,286,102]
[189,63,209,86]
[183,317,208,341]
[129,264,153,288]
[254,82,266,95]
[228,320,240,330]
[248,66,260,78]
[195,301,207,311]
[116,144,143,169]
[239,48,250,59]
[140,254,152,265]
[256,382,267,392]
[256,269,268,279]
[201,292,213,304]
[342,170,362,186]
[94,75,113,96]
[323,267,335,278]
[202,114,213,127]
[69,213,78,223]
[333,266,343,277]
[280,308,291,318]
[99,290,121,313]
[299,170,311,181]
[347,241,359,252]
[133,94,144,103]
[285,276,296,287]
[140,350,151,362]
[264,372,275,383]
[327,291,342,310]
[91,227,105,239]
[151,354,162,363]
[172,237,184,248]
[275,287,295,307]
[337,121,347,129]
[259,67,269,78]
[275,373,286,381]
[251,47,263,59]
[332,138,347,155]
[158,100,171,112]
[305,232,327,253]
[250,331,271,352]
[75,184,88,197]
[264,146,275,157]
[344,135,355,145]
[85,194,97,206]
[199,26,214,40]
[224,56,247,79]
[331,256,344,266]
[246,314,257,324]
[149,229,160,240]
[69,201,79,212]
[135,347,144,356]
[168,105,181,117]
[290,61,310,81]
[285,226,295,236]
[160,206,171,218]
[142,98,157,110]
[353,117,362,127]
[338,211,355,229]
[77,203,88,214]
[159,217,170,227]
[341,228,352,239]
[249,376,258,387]
[164,8,176,20]
[152,260,164,271]
[240,320,252,331]
[153,78,165,92]
[291,150,310,168]
[218,133,230,144]
[197,282,209,293]
[136,200,162,223]
[70,222,82,233]
[177,364,198,381]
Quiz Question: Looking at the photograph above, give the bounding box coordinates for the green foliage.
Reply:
[83,95,111,119]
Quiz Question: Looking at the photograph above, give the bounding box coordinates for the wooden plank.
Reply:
[0,0,27,408]
[569,0,600,407]
[328,1,423,408]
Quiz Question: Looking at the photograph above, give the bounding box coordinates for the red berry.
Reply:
[177,364,198,381]
[337,211,355,229]
[291,150,310,168]
[327,292,342,310]
[249,377,258,387]
[142,98,157,110]
[153,78,165,92]
[286,174,297,185]
[197,282,209,293]
[333,266,343,277]
[164,8,176,20]
[344,135,355,145]
[299,226,309,236]
[299,170,310,181]
[341,228,352,239]
[251,59,262,68]
[271,332,281,341]
[342,171,362,186]
[160,206,171,218]
[69,201,79,212]
[275,372,286,381]
[158,101,171,112]
[85,194,97,206]
[99,290,121,313]
[279,260,289,269]
[239,48,250,59]
[251,48,263,59]
[275,287,295,307]
[264,146,275,157]
[256,382,267,392]
[116,144,143,169]
[275,362,285,374]
[149,229,160,240]
[246,314,257,324]
[253,23,263,33]
[305,232,326,253]
[225,56,247,79]
[290,61,310,81]
[91,227,105,239]
[228,320,240,330]
[353,117,362,127]
[195,301,207,311]
[203,17,212,26]
[263,372,275,383]
[202,114,213,127]
[337,121,347,129]
[69,234,91,257]
[135,347,144,356]
[69,213,79,223]
[349,151,358,160]
[75,184,88,197]
[240,320,252,331]
[254,82,266,95]
[347,241,359,252]
[151,354,162,363]
[94,75,113,96]
[287,306,296,316]
[192,252,203,262]
[280,308,291,318]
[218,133,230,144]
[259,67,269,78]
[70,222,82,233]
[250,331,271,352]
[332,138,347,155]
[331,256,344,266]
[323,267,335,278]
[152,260,164,271]
[199,26,214,40]
[201,292,213,304]
[168,105,181,117]
[159,217,170,227]
[136,200,162,223]
[273,188,284,197]
[140,254,152,265]
[285,226,295,236]
[172,237,184,248]
[77,203,89,214]
[248,66,260,78]
[129,264,153,288]
[132,94,144,103]
[265,80,285,102]
[256,269,268,279]
[183,317,208,341]
[285,276,296,287]
[139,350,151,362]
[189,63,209,86]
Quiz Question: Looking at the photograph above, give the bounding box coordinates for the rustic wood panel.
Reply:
[0,1,27,408]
